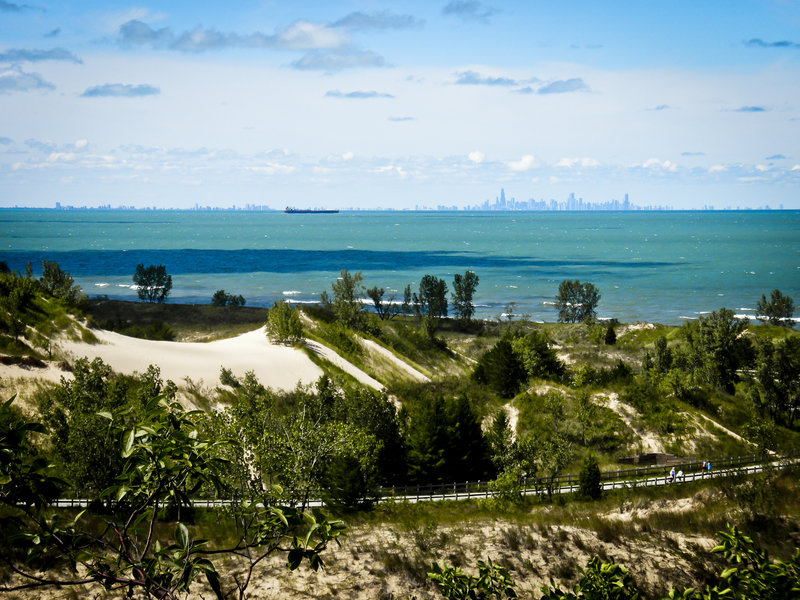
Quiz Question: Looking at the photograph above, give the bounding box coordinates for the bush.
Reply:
[265,300,303,345]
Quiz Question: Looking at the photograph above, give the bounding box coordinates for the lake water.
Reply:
[1,209,798,325]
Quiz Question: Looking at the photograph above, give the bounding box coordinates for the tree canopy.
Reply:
[555,280,600,323]
[132,263,172,303]
[266,299,304,345]
[330,268,365,330]
[452,270,479,322]
[756,289,795,327]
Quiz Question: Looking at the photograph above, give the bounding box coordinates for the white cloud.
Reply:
[468,150,484,163]
[273,20,349,51]
[342,151,354,161]
[709,165,727,173]
[74,139,88,149]
[0,65,54,94]
[792,165,800,171]
[642,158,677,171]
[507,154,537,171]
[755,164,769,172]
[555,157,600,168]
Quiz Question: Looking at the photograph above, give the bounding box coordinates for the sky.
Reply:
[1,0,799,210]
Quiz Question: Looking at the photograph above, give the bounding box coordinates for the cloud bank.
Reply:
[81,83,160,97]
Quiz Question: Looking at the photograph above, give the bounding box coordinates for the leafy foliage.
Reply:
[756,289,795,327]
[211,289,245,306]
[330,268,365,330]
[133,263,173,303]
[0,395,344,599]
[366,286,399,320]
[555,280,601,323]
[577,452,602,500]
[429,559,517,599]
[39,260,84,306]
[452,270,480,322]
[749,336,800,427]
[404,395,491,484]
[266,299,304,345]
[473,339,527,398]
[37,358,177,494]
[510,330,566,382]
[415,274,449,335]
[685,308,753,394]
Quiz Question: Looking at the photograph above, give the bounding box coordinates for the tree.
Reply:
[472,339,527,398]
[555,280,600,323]
[133,263,172,303]
[452,270,479,322]
[685,308,752,394]
[37,358,177,495]
[39,259,83,305]
[578,452,602,500]
[510,330,566,382]
[0,396,344,600]
[756,289,795,327]
[266,299,304,345]
[330,268,365,329]
[574,389,595,445]
[750,336,800,427]
[366,286,398,320]
[212,289,246,306]
[414,275,448,334]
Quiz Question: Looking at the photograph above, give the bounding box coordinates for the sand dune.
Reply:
[57,327,327,391]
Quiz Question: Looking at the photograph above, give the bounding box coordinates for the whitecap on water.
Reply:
[282,290,302,296]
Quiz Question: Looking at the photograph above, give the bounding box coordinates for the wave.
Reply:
[282,290,302,295]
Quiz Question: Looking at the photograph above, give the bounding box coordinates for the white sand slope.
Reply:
[58,327,327,391]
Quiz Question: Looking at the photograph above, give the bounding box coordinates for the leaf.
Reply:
[287,548,303,570]
[176,522,189,548]
[122,429,135,457]
[96,411,113,421]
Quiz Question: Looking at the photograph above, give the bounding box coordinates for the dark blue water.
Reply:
[1,209,797,324]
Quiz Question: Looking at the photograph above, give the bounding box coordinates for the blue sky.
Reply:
[1,0,799,209]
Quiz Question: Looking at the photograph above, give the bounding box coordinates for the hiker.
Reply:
[668,466,675,483]
[676,469,684,482]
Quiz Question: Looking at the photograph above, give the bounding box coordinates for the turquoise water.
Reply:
[1,209,798,325]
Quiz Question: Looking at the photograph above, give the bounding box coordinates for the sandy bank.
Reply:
[57,327,326,391]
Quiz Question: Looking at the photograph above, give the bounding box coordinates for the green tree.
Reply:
[574,389,595,445]
[555,280,601,323]
[750,336,800,427]
[578,452,602,500]
[452,270,479,322]
[37,358,176,494]
[604,322,617,345]
[133,263,172,303]
[510,330,566,381]
[266,299,304,345]
[685,308,752,394]
[39,260,83,305]
[212,289,246,306]
[414,274,448,334]
[366,286,398,320]
[756,289,795,327]
[330,268,365,329]
[0,396,343,600]
[486,409,514,471]
[473,339,527,398]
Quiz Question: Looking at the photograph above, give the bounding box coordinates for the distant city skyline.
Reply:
[1,1,799,209]
[24,189,787,212]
